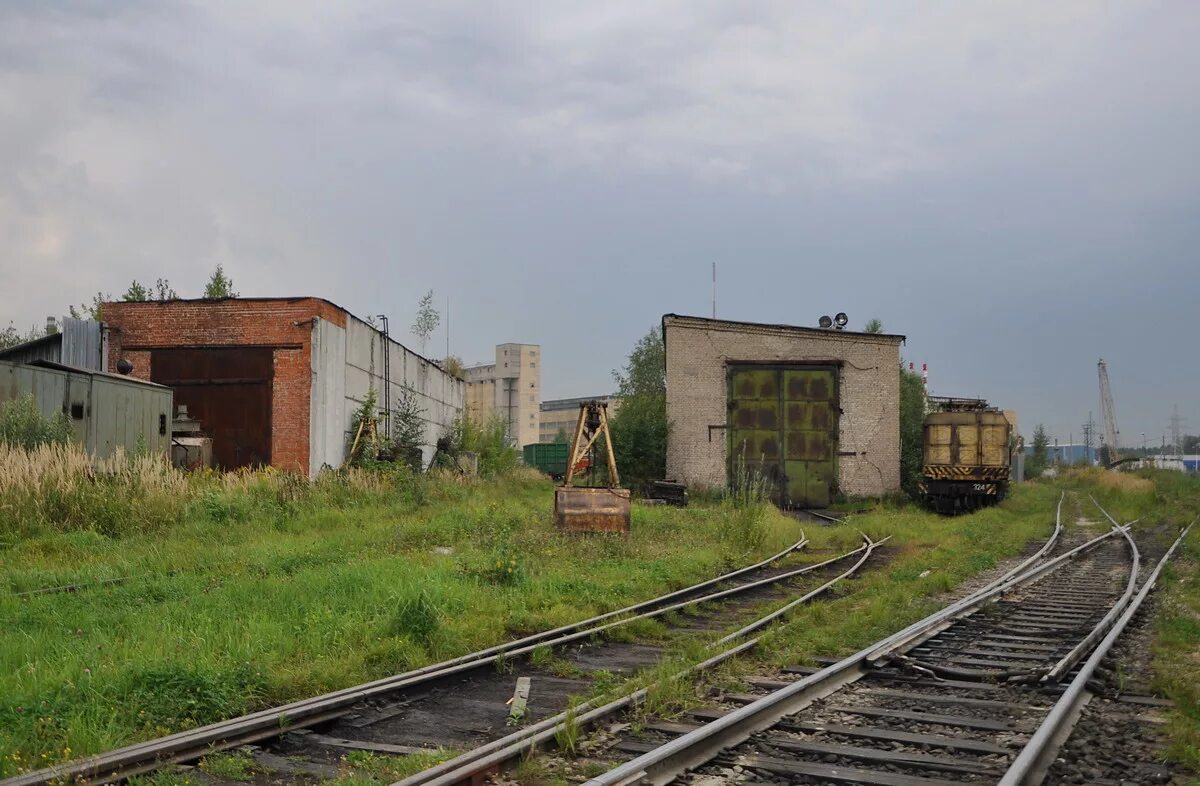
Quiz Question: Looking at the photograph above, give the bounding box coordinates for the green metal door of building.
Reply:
[728,365,838,508]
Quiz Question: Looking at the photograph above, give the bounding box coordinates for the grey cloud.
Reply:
[1,1,1198,444]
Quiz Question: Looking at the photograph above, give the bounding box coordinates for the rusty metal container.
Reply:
[554,486,631,533]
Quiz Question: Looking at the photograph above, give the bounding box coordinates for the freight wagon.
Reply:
[523,442,591,480]
[918,397,1014,514]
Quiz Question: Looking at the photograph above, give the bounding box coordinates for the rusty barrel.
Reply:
[554,486,631,533]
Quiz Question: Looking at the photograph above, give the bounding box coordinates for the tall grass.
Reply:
[0,450,802,773]
[0,445,188,538]
[0,444,435,539]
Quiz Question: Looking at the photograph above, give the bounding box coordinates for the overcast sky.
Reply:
[2,2,1197,447]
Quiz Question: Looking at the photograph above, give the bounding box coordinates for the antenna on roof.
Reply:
[711,262,717,318]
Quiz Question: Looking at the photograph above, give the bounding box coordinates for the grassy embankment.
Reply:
[515,471,1200,785]
[1129,469,1200,773]
[0,444,800,777]
[4,446,1196,784]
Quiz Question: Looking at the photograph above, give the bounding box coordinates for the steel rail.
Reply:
[999,518,1195,785]
[925,505,1141,684]
[581,495,1129,786]
[866,492,1069,666]
[392,535,887,786]
[3,533,827,786]
[1038,498,1140,682]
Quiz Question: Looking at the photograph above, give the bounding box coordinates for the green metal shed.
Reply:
[0,359,173,458]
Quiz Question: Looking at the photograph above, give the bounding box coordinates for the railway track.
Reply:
[568,497,1192,786]
[3,530,887,786]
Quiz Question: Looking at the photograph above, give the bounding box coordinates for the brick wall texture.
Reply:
[663,315,904,499]
[103,298,347,474]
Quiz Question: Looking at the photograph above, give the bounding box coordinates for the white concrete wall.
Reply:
[312,314,465,472]
[309,317,347,475]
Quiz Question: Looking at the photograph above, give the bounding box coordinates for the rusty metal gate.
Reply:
[151,347,273,469]
[727,365,838,508]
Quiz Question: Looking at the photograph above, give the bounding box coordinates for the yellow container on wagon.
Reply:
[919,398,1014,514]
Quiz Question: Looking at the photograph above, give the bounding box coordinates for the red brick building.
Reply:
[103,297,465,475]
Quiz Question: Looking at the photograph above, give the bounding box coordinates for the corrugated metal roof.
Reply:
[27,359,169,388]
[0,331,60,360]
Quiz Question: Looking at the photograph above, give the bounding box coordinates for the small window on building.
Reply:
[70,402,84,420]
[530,362,536,368]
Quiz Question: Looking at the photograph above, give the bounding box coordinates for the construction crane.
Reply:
[1098,359,1121,466]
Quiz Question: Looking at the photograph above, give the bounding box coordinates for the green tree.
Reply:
[898,362,926,497]
[69,277,175,316]
[203,265,238,298]
[0,324,21,349]
[122,280,151,301]
[1027,424,1050,477]
[608,327,668,492]
[388,388,427,471]
[68,291,110,320]
[411,290,440,355]
[153,278,178,300]
[0,322,47,349]
[864,318,884,333]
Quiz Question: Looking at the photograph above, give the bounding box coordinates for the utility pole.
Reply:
[1082,412,1096,465]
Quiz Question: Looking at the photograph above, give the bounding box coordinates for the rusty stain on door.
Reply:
[151,348,273,469]
[728,365,838,508]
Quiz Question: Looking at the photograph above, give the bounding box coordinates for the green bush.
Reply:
[0,394,72,450]
[438,415,520,477]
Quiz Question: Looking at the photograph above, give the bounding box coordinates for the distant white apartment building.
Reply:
[464,343,540,447]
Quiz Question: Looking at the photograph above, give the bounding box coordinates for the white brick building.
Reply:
[663,314,904,505]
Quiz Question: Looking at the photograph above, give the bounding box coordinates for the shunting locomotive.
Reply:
[918,396,1015,514]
